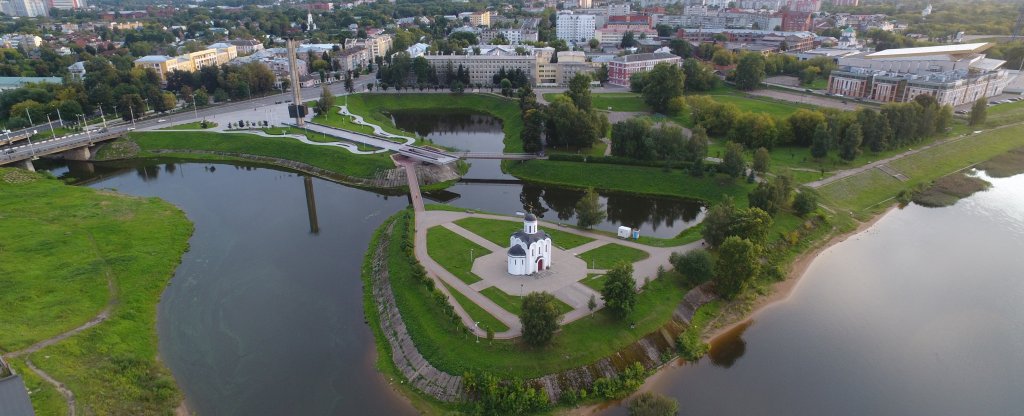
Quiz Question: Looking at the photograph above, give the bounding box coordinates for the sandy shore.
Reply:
[701,206,893,343]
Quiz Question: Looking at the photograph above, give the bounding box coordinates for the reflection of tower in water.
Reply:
[304,175,319,234]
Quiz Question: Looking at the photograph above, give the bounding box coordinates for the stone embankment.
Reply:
[368,215,718,404]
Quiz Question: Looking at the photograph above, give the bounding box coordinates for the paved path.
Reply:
[413,210,704,338]
[401,160,425,213]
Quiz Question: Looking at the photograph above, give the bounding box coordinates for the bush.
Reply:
[669,249,713,285]
[628,392,679,416]
[792,191,818,217]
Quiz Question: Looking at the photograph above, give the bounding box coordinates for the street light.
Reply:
[46,114,56,141]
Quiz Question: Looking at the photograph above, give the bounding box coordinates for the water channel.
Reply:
[389,110,706,238]
[601,170,1024,416]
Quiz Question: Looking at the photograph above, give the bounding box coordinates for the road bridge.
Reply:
[0,128,123,170]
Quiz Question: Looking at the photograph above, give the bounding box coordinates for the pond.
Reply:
[389,110,706,239]
[65,160,416,415]
[602,170,1024,416]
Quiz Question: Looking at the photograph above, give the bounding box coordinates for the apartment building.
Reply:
[557,12,597,43]
[133,45,238,80]
[607,52,681,87]
[344,34,393,59]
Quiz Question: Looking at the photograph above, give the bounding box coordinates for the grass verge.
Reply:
[442,282,510,333]
[577,243,650,270]
[479,287,574,316]
[426,226,488,284]
[0,168,192,414]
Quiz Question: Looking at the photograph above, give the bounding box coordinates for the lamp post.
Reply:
[128,104,136,129]
[24,108,33,128]
[192,96,199,120]
[27,129,37,158]
[46,114,56,141]
[99,107,107,129]
[80,115,93,144]
[474,322,481,343]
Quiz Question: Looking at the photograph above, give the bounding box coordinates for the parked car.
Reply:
[158,119,167,123]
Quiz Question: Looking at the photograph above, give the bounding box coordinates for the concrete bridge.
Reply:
[454,152,545,160]
[0,128,123,171]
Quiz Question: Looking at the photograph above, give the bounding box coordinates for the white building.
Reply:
[47,0,86,10]
[507,213,552,276]
[556,12,597,44]
[67,61,85,81]
[406,43,429,58]
[0,0,47,17]
[827,43,1011,107]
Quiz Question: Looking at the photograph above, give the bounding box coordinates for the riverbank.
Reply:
[0,168,193,414]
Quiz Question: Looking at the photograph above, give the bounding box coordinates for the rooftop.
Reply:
[612,52,680,63]
[865,43,993,59]
[134,55,173,63]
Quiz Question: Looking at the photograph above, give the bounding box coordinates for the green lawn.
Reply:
[310,105,393,138]
[346,93,525,152]
[453,217,595,250]
[983,100,1024,128]
[543,92,651,112]
[442,282,509,333]
[581,273,607,292]
[479,287,574,316]
[820,124,1024,214]
[159,121,217,130]
[380,212,693,379]
[0,168,192,415]
[125,131,394,179]
[577,243,650,270]
[707,94,809,119]
[262,126,380,150]
[426,226,489,284]
[508,160,755,204]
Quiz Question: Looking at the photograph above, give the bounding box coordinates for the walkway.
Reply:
[413,209,704,338]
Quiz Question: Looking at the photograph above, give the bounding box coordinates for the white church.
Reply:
[507,213,553,275]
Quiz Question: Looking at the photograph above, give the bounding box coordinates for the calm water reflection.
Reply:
[80,162,415,415]
[604,171,1024,416]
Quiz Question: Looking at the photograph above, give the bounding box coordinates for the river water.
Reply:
[602,170,1024,416]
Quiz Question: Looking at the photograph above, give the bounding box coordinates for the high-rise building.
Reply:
[47,0,86,10]
[1,0,48,17]
[556,12,596,44]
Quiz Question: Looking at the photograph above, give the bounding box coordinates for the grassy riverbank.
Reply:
[346,93,525,152]
[0,168,192,415]
[100,131,395,180]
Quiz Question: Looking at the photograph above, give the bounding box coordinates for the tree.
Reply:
[711,49,735,66]
[628,392,679,416]
[700,198,737,247]
[520,292,562,347]
[500,78,513,97]
[588,294,597,316]
[685,126,709,164]
[601,263,637,320]
[521,108,545,153]
[752,147,770,174]
[629,72,647,93]
[315,85,334,116]
[682,58,717,92]
[792,191,818,217]
[721,141,746,178]
[158,91,176,113]
[620,31,637,48]
[969,97,987,126]
[713,237,760,299]
[193,88,209,106]
[575,188,606,229]
[588,38,599,50]
[670,249,713,284]
[810,122,830,159]
[595,64,610,85]
[641,63,686,114]
[729,112,778,149]
[565,73,592,111]
[839,122,863,162]
[786,109,826,146]
[734,53,766,91]
[344,73,354,93]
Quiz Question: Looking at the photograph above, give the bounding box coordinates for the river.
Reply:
[601,170,1024,416]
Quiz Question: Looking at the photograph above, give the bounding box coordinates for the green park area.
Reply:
[426,226,488,284]
[577,243,649,270]
[372,212,694,380]
[0,169,192,415]
[104,131,394,180]
[479,287,574,317]
[345,93,525,152]
[159,121,217,130]
[453,217,595,250]
[441,281,509,333]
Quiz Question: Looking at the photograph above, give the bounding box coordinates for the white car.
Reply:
[158,119,167,123]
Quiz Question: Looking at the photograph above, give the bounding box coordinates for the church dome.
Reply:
[524,212,537,222]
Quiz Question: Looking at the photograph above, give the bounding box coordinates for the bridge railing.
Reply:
[0,130,120,165]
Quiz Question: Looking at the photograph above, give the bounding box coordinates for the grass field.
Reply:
[577,243,650,270]
[819,124,1024,214]
[507,160,755,204]
[382,212,693,379]
[426,226,488,284]
[983,100,1024,128]
[453,217,595,250]
[581,273,607,292]
[543,92,650,112]
[346,93,525,152]
[441,281,509,333]
[479,287,574,316]
[707,94,808,119]
[0,168,192,415]
[159,121,217,130]
[262,126,381,150]
[125,131,394,179]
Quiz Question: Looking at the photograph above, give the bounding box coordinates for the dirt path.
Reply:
[3,233,117,416]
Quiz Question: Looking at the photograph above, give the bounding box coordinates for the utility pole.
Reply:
[99,107,107,129]
[46,115,56,140]
[129,104,136,129]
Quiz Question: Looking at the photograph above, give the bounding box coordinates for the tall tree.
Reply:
[969,97,987,126]
[670,249,713,284]
[839,122,863,162]
[641,62,686,114]
[520,292,562,347]
[734,53,766,91]
[565,73,593,112]
[810,122,830,159]
[575,188,606,229]
[601,263,637,320]
[721,141,746,178]
[713,236,760,299]
[752,147,771,174]
[315,85,334,116]
[787,109,827,146]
